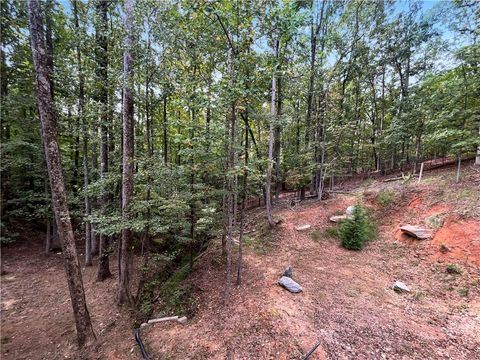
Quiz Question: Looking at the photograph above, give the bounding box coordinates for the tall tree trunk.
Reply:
[45,0,54,99]
[317,93,327,200]
[273,70,282,204]
[73,120,80,192]
[266,39,279,227]
[28,0,95,346]
[96,0,111,281]
[305,0,326,145]
[118,0,135,306]
[237,112,249,286]
[163,94,168,163]
[73,0,92,267]
[476,125,480,166]
[90,119,98,256]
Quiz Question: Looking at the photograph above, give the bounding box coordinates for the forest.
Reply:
[1,0,479,359]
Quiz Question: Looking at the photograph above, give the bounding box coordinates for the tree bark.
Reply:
[266,39,279,228]
[72,0,92,268]
[28,0,95,346]
[273,67,282,205]
[96,0,111,281]
[475,125,480,166]
[118,0,135,306]
[237,112,249,286]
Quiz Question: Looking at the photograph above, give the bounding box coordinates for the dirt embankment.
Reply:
[1,165,479,359]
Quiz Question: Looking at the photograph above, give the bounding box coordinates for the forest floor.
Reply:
[1,163,479,360]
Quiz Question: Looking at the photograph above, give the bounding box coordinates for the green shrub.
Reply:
[310,229,321,241]
[158,265,195,317]
[339,205,373,250]
[377,189,396,208]
[324,226,339,239]
[446,264,462,275]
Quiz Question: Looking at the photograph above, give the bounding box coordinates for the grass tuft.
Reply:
[446,263,462,275]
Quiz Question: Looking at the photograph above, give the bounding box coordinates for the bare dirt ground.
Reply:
[1,235,136,360]
[1,164,479,359]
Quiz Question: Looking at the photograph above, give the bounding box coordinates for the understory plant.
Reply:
[339,205,373,250]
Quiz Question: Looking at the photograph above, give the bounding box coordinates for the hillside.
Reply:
[2,164,479,360]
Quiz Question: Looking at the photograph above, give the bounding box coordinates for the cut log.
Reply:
[400,225,433,239]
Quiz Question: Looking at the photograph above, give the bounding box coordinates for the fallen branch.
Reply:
[326,190,351,194]
[383,174,418,182]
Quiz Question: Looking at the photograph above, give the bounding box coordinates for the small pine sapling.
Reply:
[340,205,371,250]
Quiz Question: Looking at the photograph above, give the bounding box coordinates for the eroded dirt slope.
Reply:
[1,165,479,360]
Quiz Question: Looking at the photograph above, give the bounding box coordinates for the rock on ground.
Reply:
[278,276,302,293]
[282,265,292,278]
[393,280,410,293]
[400,225,433,239]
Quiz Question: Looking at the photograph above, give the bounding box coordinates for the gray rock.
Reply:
[278,276,302,293]
[393,280,410,293]
[282,265,292,278]
[177,316,188,324]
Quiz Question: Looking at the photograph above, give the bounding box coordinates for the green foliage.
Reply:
[425,214,444,229]
[446,264,462,275]
[158,265,194,317]
[339,205,374,250]
[310,229,321,241]
[377,189,397,208]
[323,226,339,239]
[458,288,469,297]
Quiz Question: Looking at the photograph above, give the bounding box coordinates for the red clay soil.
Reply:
[430,219,480,267]
[1,166,479,360]
[143,196,479,360]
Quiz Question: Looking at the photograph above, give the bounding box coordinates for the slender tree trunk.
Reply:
[224,44,237,302]
[163,94,168,163]
[237,113,249,286]
[456,153,461,183]
[266,39,279,228]
[189,106,196,270]
[45,0,54,99]
[28,0,95,346]
[45,220,51,254]
[44,176,52,254]
[273,72,282,204]
[90,118,98,256]
[476,125,480,166]
[73,120,80,192]
[73,0,92,267]
[118,0,135,306]
[306,0,326,147]
[96,0,111,281]
[317,94,327,200]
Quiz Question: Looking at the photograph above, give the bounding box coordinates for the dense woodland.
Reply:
[1,0,479,347]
